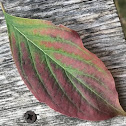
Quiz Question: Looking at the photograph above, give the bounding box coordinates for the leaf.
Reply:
[1,3,126,121]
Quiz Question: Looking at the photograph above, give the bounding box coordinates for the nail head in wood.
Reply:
[24,111,37,123]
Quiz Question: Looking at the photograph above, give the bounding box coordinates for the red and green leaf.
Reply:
[1,3,126,121]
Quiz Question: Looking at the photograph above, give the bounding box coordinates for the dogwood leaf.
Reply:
[1,3,126,121]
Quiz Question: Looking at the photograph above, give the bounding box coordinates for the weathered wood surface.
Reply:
[0,0,126,125]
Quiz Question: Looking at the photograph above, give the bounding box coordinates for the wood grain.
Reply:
[0,0,126,125]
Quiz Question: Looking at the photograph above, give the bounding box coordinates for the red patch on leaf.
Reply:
[34,26,83,48]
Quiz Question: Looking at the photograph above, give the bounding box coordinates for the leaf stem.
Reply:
[0,2,5,13]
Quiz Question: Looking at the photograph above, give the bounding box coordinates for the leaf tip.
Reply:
[0,2,5,13]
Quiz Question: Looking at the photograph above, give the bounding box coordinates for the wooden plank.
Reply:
[0,0,126,125]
